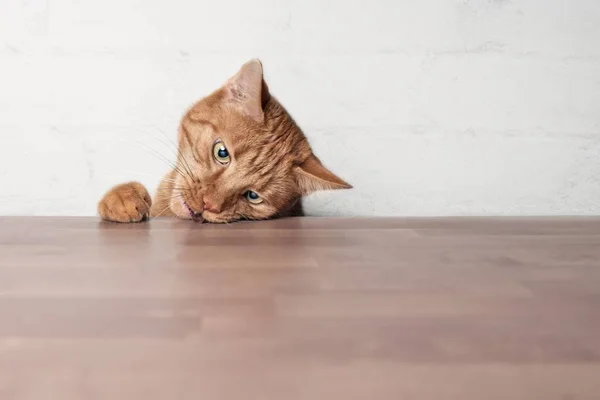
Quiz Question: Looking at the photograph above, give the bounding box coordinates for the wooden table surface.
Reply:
[1,216,599,399]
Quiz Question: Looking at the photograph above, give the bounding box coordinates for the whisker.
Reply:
[156,177,180,184]
[136,140,190,181]
[239,214,256,222]
[133,127,177,155]
[136,126,196,181]
[151,203,174,221]
[129,139,189,181]
[166,195,185,202]
[150,126,196,181]
[98,171,180,189]
[155,186,190,193]
[118,139,189,181]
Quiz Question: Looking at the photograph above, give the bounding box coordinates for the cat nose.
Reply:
[202,197,221,213]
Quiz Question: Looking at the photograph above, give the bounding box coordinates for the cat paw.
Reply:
[98,182,152,223]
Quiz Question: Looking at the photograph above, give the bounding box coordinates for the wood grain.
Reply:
[1,217,599,399]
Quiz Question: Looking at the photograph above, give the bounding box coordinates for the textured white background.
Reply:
[1,0,599,216]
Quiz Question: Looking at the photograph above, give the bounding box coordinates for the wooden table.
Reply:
[1,217,599,399]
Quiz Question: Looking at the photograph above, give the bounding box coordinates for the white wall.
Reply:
[1,0,599,217]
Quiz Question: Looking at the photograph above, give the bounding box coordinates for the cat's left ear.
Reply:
[295,155,352,195]
[224,59,270,123]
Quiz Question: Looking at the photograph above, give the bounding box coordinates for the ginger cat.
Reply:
[98,60,351,223]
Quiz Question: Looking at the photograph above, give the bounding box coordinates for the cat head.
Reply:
[169,59,351,223]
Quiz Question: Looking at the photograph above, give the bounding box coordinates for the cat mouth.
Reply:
[182,200,204,223]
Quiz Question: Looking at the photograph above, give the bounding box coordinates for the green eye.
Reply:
[245,190,263,204]
[213,141,230,164]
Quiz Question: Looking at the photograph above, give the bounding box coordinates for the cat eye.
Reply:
[245,190,263,204]
[212,141,230,164]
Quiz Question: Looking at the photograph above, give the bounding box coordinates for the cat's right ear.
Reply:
[223,59,270,123]
[295,155,352,195]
